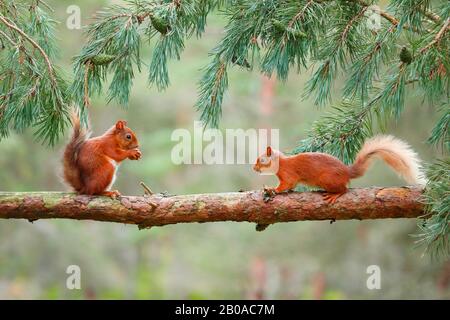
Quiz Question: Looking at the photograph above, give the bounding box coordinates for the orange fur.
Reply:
[254,135,425,203]
[63,114,141,197]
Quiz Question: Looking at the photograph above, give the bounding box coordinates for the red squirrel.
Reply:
[253,135,426,203]
[63,114,141,198]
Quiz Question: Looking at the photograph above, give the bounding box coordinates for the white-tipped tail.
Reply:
[349,135,426,186]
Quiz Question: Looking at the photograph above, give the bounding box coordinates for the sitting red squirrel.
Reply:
[63,114,141,198]
[253,135,426,203]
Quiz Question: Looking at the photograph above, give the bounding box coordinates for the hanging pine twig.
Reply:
[0,2,69,146]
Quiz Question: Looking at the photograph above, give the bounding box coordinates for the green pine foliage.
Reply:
[427,103,449,150]
[0,0,448,257]
[292,99,374,164]
[0,0,69,146]
[415,160,449,259]
[71,0,224,113]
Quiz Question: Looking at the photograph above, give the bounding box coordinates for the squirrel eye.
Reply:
[126,134,132,140]
[260,156,269,164]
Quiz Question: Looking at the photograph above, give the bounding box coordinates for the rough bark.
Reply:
[0,187,424,229]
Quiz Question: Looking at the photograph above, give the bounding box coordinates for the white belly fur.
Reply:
[106,158,120,191]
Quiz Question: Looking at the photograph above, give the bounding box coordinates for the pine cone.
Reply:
[286,27,307,39]
[151,15,171,35]
[271,19,286,34]
[399,47,412,64]
[271,20,306,39]
[90,54,116,66]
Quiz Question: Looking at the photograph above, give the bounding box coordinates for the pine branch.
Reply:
[0,15,56,87]
[197,58,228,128]
[71,0,223,108]
[349,0,426,33]
[422,9,441,24]
[83,61,92,107]
[342,6,369,40]
[353,0,399,26]
[420,17,450,53]
[343,24,397,100]
[305,2,370,105]
[317,0,402,28]
[0,28,16,46]
[293,99,374,162]
[297,71,425,160]
[415,160,450,259]
[72,0,446,128]
[288,0,315,28]
[427,104,449,151]
[0,2,69,146]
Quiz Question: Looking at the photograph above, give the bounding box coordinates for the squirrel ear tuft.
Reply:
[266,146,272,157]
[115,120,127,130]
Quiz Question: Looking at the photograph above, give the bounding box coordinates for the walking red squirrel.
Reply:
[253,135,426,203]
[63,114,141,198]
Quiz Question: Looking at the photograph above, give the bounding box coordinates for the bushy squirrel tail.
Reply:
[349,135,426,186]
[63,111,90,191]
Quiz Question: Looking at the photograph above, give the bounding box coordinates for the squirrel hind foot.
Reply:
[101,190,121,199]
[323,192,344,204]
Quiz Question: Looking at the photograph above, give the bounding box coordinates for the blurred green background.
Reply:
[0,0,448,299]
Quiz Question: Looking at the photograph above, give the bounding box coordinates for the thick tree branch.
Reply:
[0,187,424,229]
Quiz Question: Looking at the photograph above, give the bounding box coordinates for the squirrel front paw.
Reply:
[128,148,142,160]
[263,186,276,196]
[262,186,276,202]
